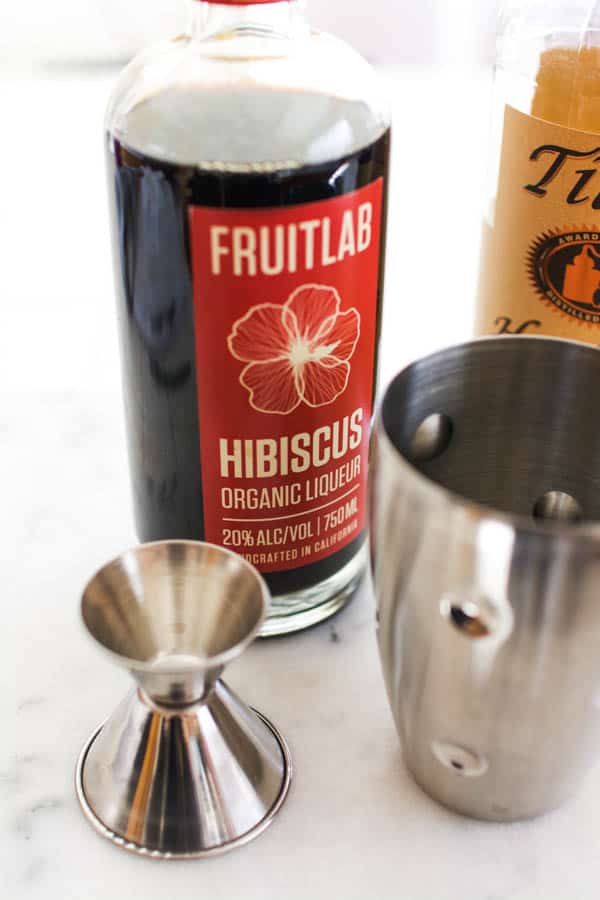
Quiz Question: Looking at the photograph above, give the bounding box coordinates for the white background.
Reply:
[0,0,498,66]
[7,4,600,900]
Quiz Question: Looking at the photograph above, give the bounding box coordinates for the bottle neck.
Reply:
[189,1,308,42]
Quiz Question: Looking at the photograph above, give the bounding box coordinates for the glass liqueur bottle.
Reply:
[105,0,391,634]
[475,0,600,341]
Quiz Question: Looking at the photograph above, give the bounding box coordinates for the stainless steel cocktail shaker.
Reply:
[372,337,600,821]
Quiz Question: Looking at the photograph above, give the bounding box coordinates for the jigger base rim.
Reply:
[75,711,292,860]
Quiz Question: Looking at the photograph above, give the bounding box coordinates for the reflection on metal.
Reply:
[372,337,600,821]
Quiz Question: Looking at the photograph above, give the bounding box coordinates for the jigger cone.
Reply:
[75,541,292,858]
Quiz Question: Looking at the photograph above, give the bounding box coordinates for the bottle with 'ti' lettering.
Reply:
[105,0,391,634]
[475,0,600,340]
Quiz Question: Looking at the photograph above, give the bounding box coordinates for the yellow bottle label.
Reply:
[476,104,600,340]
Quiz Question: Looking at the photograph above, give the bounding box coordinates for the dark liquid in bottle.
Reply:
[107,87,390,597]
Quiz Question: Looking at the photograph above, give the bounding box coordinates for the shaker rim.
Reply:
[377,334,600,544]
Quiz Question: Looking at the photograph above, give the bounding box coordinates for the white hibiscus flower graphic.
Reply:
[227,284,361,415]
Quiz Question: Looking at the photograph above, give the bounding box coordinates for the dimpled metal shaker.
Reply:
[371,336,600,821]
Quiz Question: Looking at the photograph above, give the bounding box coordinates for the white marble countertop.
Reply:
[5,66,600,900]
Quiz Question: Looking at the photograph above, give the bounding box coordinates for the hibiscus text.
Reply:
[219,408,364,478]
[210,204,373,276]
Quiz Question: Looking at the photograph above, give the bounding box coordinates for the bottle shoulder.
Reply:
[106,31,390,167]
[497,2,598,71]
[493,3,600,120]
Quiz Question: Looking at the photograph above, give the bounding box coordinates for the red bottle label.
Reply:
[189,179,383,573]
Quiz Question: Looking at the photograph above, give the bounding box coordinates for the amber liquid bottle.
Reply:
[105,0,391,634]
[475,1,600,341]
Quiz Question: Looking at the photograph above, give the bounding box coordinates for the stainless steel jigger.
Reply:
[75,541,292,858]
[372,336,600,822]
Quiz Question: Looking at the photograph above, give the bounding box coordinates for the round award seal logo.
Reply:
[528,228,600,324]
